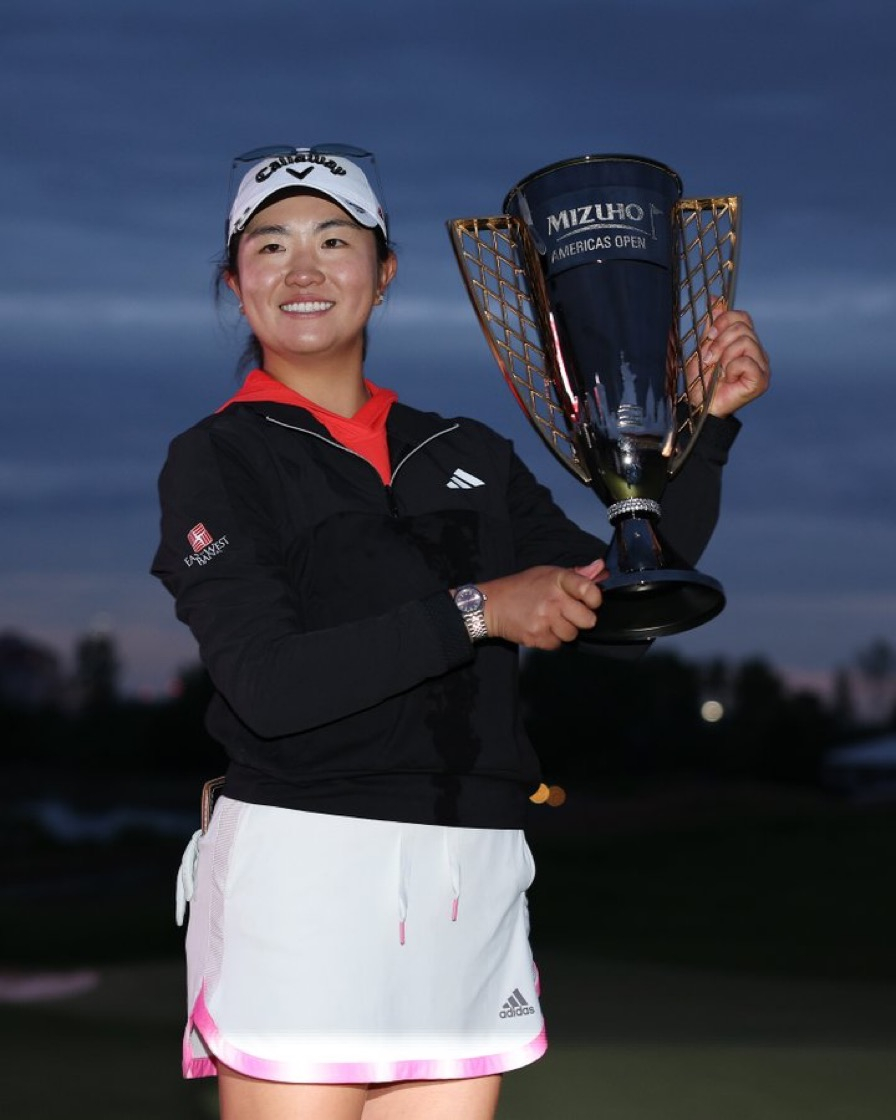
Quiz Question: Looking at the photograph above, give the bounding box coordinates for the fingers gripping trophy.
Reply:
[448,154,740,642]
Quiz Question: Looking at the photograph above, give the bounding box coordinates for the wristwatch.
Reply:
[453,584,489,643]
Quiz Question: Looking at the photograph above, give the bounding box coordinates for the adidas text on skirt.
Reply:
[175,797,547,1083]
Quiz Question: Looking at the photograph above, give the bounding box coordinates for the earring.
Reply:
[374,292,384,306]
[238,303,245,314]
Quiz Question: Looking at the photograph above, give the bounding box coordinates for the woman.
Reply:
[152,144,770,1119]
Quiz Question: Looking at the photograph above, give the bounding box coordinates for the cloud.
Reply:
[0,459,156,506]
[0,292,214,330]
[744,277,896,326]
[667,590,896,674]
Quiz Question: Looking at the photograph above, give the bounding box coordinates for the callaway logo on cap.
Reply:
[228,149,387,248]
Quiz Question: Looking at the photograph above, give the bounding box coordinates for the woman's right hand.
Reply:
[479,559,607,649]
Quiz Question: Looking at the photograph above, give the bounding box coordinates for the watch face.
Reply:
[454,585,483,612]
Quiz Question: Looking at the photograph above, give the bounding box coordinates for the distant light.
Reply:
[700,699,725,723]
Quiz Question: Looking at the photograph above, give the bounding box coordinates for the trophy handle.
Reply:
[448,196,741,483]
[670,195,741,475]
[447,215,592,484]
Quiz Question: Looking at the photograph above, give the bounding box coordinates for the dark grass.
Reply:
[0,1006,214,1120]
[5,988,896,1120]
[527,797,896,982]
[2,789,895,1120]
[0,835,187,968]
[497,1041,896,1120]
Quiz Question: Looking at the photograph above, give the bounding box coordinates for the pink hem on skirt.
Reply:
[183,985,548,1083]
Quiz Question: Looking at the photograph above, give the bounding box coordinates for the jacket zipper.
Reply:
[263,414,460,518]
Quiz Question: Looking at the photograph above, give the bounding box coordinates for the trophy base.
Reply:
[585,568,726,643]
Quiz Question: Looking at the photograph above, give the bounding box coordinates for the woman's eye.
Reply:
[259,242,283,254]
[322,237,346,249]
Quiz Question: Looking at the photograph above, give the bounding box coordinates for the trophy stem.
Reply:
[591,508,726,643]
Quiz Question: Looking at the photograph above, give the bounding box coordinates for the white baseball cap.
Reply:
[227,146,388,249]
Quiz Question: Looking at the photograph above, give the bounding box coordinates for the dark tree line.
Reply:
[524,649,818,786]
[522,641,894,788]
[1,628,894,790]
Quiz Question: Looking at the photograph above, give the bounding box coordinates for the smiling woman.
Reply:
[219,145,394,388]
[225,194,395,410]
[150,143,769,1120]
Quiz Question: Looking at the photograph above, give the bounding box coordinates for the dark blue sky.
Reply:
[2,0,893,694]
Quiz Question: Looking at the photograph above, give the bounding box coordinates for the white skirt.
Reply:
[175,796,546,1083]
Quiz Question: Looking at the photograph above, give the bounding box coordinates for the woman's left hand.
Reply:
[700,308,771,418]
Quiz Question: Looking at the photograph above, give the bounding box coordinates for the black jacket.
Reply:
[151,398,739,827]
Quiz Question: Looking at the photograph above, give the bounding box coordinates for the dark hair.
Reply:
[216,194,394,378]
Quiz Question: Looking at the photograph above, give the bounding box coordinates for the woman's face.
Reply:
[228,193,395,375]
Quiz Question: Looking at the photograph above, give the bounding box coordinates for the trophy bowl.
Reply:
[448,154,740,642]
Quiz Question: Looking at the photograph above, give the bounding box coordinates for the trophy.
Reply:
[448,154,740,642]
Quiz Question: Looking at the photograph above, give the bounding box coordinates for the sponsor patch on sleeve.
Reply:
[184,523,230,567]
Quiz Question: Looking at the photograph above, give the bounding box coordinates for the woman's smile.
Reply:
[279,299,336,314]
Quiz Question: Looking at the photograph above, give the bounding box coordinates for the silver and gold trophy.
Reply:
[448,154,740,642]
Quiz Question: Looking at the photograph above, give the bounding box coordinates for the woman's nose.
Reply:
[285,252,324,286]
